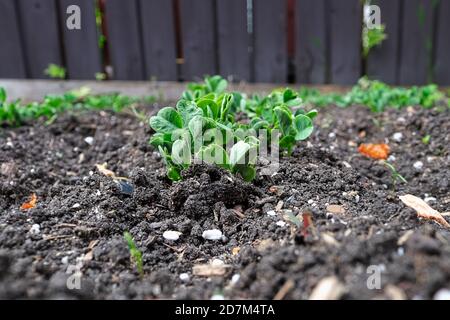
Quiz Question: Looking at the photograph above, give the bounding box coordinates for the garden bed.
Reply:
[1,94,449,299]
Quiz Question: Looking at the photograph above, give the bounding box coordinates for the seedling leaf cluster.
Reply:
[0,86,154,126]
[149,76,316,182]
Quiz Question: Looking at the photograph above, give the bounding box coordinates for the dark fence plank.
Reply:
[329,0,362,85]
[398,0,434,85]
[253,0,287,83]
[59,0,102,80]
[216,0,250,82]
[139,0,177,81]
[366,0,401,84]
[295,0,327,84]
[104,0,144,80]
[0,0,26,78]
[17,0,63,79]
[434,0,450,85]
[179,0,217,81]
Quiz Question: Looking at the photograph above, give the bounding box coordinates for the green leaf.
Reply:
[234,165,256,182]
[197,144,230,169]
[149,107,183,134]
[229,141,251,167]
[274,106,292,137]
[171,138,191,167]
[0,87,6,104]
[176,99,202,125]
[219,94,233,121]
[294,114,314,140]
[305,109,318,120]
[279,135,296,150]
[197,98,219,119]
[167,167,181,181]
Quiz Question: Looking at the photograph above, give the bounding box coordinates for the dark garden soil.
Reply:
[0,104,449,300]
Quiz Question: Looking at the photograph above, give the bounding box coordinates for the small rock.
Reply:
[424,197,437,203]
[211,259,224,267]
[309,276,346,300]
[276,221,286,227]
[342,161,352,168]
[202,229,223,241]
[230,274,240,285]
[29,224,40,235]
[179,273,190,282]
[413,161,424,170]
[433,288,450,300]
[266,210,276,216]
[61,256,69,265]
[84,137,94,145]
[117,180,134,195]
[326,205,345,215]
[387,155,396,162]
[392,132,403,142]
[163,230,182,241]
[71,203,81,210]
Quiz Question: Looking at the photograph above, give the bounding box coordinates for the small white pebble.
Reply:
[89,170,94,176]
[179,273,190,282]
[84,137,94,145]
[276,221,286,227]
[328,132,336,139]
[71,203,81,209]
[392,132,403,142]
[397,117,406,123]
[211,259,224,267]
[387,155,396,162]
[342,161,352,168]
[424,197,437,203]
[397,247,405,256]
[307,199,315,204]
[61,256,69,264]
[6,141,13,148]
[434,289,450,300]
[29,224,40,235]
[163,230,182,241]
[266,210,276,216]
[211,294,225,300]
[413,161,424,170]
[230,274,240,285]
[202,229,223,241]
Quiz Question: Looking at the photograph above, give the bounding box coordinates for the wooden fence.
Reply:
[0,0,449,85]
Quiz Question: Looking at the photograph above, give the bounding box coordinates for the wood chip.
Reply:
[273,279,295,300]
[326,204,345,215]
[192,263,230,277]
[275,200,284,212]
[95,163,128,181]
[321,232,341,248]
[309,276,346,300]
[399,194,450,228]
[384,285,407,300]
[397,230,414,246]
[231,247,240,255]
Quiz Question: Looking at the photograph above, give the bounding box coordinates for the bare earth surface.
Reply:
[1,104,449,299]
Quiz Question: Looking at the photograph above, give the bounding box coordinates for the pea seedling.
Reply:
[123,232,143,276]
